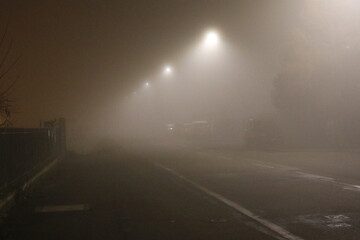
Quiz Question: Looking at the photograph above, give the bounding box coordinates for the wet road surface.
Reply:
[1,149,278,240]
[3,141,360,240]
[137,141,360,240]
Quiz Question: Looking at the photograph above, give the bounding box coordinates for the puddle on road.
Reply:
[327,223,352,228]
[295,213,353,229]
[325,215,352,228]
[325,214,349,222]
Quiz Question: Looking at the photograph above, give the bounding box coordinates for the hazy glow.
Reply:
[145,82,150,87]
[204,30,220,48]
[164,66,172,74]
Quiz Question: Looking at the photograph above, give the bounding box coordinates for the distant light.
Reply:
[164,66,172,74]
[204,30,220,48]
[145,82,150,87]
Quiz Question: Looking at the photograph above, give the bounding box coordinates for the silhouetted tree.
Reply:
[0,24,19,127]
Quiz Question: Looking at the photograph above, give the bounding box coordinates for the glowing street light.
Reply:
[203,30,220,48]
[164,66,172,75]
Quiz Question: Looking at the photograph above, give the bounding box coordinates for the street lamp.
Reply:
[164,66,172,75]
[203,30,220,48]
[204,30,220,47]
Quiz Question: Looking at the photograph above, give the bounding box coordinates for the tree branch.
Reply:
[0,54,20,81]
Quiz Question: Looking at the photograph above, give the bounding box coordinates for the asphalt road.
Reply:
[3,141,360,240]
[134,140,360,240]
[1,148,277,240]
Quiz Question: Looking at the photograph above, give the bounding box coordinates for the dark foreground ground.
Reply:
[1,148,276,240]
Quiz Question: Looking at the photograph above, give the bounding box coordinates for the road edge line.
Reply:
[152,160,304,240]
[0,157,60,212]
[22,158,60,190]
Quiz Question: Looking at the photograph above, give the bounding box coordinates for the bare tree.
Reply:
[0,24,20,127]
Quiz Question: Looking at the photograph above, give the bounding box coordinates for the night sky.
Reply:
[0,0,299,149]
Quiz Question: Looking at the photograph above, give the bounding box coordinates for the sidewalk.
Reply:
[1,149,275,240]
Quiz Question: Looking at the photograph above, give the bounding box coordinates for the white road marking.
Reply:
[253,163,275,169]
[194,152,360,193]
[217,155,233,161]
[340,183,360,192]
[35,204,90,213]
[295,172,360,192]
[0,192,15,210]
[342,184,360,191]
[23,158,60,190]
[251,160,360,193]
[0,158,60,212]
[295,172,335,182]
[152,161,304,240]
[254,161,300,171]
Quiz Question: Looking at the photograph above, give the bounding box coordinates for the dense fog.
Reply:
[2,0,360,151]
